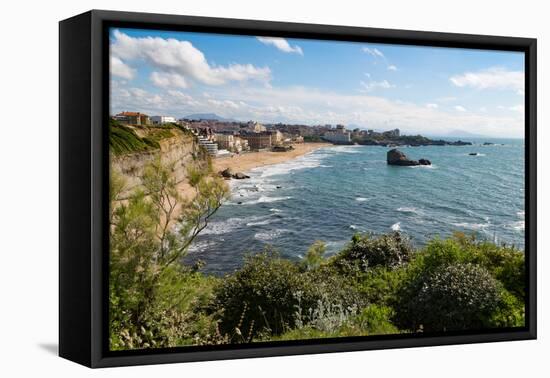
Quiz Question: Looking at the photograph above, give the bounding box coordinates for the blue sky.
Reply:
[110,28,525,137]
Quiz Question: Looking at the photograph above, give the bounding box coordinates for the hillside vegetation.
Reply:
[109,158,525,350]
[109,119,188,155]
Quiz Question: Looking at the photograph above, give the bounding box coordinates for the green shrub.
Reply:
[451,233,525,300]
[209,251,319,340]
[333,232,413,273]
[488,289,525,328]
[393,263,503,332]
[354,267,405,307]
[210,251,364,341]
[348,304,399,335]
[109,265,220,350]
[275,304,398,341]
[415,233,525,300]
[300,240,327,271]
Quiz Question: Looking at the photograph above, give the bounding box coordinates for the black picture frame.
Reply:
[59,9,537,368]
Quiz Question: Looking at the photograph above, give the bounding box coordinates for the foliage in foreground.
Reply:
[109,156,229,349]
[109,158,525,350]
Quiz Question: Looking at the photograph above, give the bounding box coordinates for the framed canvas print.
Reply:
[59,10,536,368]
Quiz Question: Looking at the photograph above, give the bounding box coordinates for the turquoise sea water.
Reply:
[187,139,525,275]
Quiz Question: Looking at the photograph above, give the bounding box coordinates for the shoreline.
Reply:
[212,142,332,176]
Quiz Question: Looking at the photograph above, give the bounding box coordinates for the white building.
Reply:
[323,125,352,144]
[151,115,177,125]
[197,135,218,156]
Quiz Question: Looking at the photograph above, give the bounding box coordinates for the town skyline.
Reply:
[110,28,525,138]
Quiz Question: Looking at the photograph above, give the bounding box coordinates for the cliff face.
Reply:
[111,131,202,198]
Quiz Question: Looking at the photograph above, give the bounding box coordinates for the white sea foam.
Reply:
[188,240,217,253]
[246,218,276,227]
[507,220,525,231]
[517,210,525,218]
[355,197,369,202]
[349,225,357,230]
[328,145,364,154]
[409,164,437,169]
[451,222,490,230]
[391,222,401,231]
[269,208,283,213]
[254,229,289,241]
[241,196,292,205]
[397,207,419,214]
[201,215,270,235]
[252,150,329,178]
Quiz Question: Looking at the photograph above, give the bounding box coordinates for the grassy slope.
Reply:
[109,119,184,156]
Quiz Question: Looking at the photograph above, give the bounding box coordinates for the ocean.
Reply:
[187,138,525,275]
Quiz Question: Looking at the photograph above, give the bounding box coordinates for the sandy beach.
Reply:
[212,143,331,174]
[170,143,330,207]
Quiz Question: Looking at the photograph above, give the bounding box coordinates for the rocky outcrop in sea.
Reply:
[387,149,431,166]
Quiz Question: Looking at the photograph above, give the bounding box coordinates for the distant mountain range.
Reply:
[183,113,238,122]
[440,130,494,138]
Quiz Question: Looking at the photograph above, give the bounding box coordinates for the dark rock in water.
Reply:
[469,152,478,156]
[418,159,431,165]
[387,149,419,166]
[276,185,282,189]
[219,168,233,178]
[237,201,243,204]
[232,172,250,179]
[448,140,472,146]
[483,142,494,146]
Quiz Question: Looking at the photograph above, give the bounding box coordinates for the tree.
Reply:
[301,240,326,271]
[109,156,229,349]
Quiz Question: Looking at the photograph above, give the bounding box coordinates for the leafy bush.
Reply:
[391,234,525,332]
[109,265,220,350]
[354,267,405,307]
[393,263,503,332]
[209,251,318,340]
[210,251,364,341]
[451,232,525,300]
[276,304,398,341]
[348,305,399,335]
[333,232,413,273]
[414,233,525,300]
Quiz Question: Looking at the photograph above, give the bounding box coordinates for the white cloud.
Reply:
[150,71,188,89]
[360,80,395,92]
[364,73,371,78]
[454,105,467,112]
[256,37,303,55]
[426,103,438,109]
[387,65,398,71]
[111,30,271,86]
[110,56,136,80]
[509,104,525,113]
[450,67,524,93]
[362,47,384,58]
[111,81,524,138]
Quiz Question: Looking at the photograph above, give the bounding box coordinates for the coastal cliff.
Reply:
[111,124,208,199]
